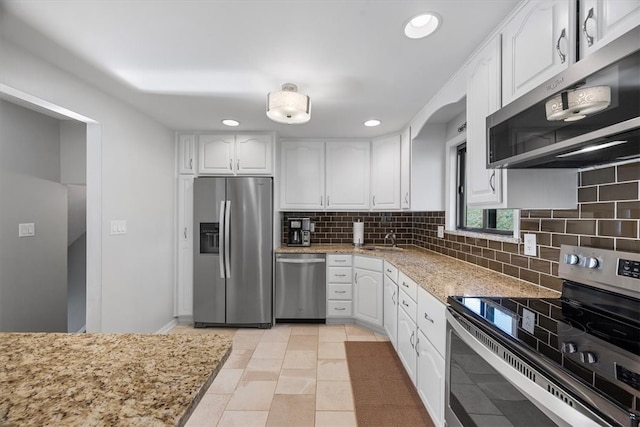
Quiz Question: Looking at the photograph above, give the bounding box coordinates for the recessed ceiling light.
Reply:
[222,119,239,127]
[364,119,381,127]
[404,13,441,39]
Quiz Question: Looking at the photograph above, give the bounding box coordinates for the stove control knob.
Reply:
[581,351,598,364]
[584,257,599,269]
[564,254,580,265]
[561,342,577,354]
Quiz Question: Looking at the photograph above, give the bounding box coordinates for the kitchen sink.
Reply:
[360,246,405,252]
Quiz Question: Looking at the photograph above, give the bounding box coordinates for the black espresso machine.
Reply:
[287,217,311,247]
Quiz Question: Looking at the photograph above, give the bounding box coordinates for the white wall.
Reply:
[0,100,68,332]
[60,120,86,185]
[1,36,176,333]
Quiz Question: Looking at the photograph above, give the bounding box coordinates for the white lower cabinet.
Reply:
[353,256,384,328]
[417,330,445,427]
[383,274,398,350]
[327,255,353,319]
[397,302,418,385]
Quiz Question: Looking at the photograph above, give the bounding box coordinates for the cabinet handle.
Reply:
[184,227,187,239]
[335,307,346,311]
[320,195,323,206]
[392,290,396,305]
[335,259,346,263]
[415,335,420,356]
[354,272,358,283]
[335,274,347,277]
[237,159,240,170]
[424,313,434,323]
[189,158,193,170]
[404,192,409,204]
[386,268,392,273]
[402,300,409,308]
[335,290,347,294]
[372,195,376,206]
[229,159,232,170]
[327,196,330,206]
[401,281,409,288]
[556,28,566,64]
[583,7,595,47]
[489,170,496,193]
[410,331,415,349]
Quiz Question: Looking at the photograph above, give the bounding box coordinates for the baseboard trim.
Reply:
[156,318,178,334]
[76,325,87,333]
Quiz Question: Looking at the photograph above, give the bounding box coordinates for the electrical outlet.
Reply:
[524,233,536,256]
[522,308,536,334]
[437,226,444,238]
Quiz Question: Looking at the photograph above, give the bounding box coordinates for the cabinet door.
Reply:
[580,0,640,58]
[400,127,411,209]
[417,330,445,427]
[466,36,503,207]
[177,176,194,316]
[178,134,196,174]
[280,141,325,209]
[371,135,401,209]
[383,275,398,350]
[397,307,417,384]
[325,141,370,210]
[502,0,574,106]
[353,267,383,327]
[198,134,235,175]
[235,134,273,175]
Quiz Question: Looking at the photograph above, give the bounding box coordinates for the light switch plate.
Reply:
[110,220,127,235]
[18,223,35,237]
[522,308,536,334]
[524,233,536,256]
[437,226,444,238]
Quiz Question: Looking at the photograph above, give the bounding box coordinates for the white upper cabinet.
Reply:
[400,127,411,210]
[502,0,575,106]
[466,36,503,207]
[177,133,196,174]
[235,134,273,175]
[325,141,370,210]
[371,135,401,210]
[198,133,273,176]
[280,140,325,210]
[580,0,640,58]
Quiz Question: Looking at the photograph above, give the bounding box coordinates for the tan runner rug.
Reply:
[345,341,435,427]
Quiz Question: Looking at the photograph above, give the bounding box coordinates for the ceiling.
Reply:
[0,1,519,138]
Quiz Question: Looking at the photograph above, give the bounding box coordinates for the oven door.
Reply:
[445,310,608,427]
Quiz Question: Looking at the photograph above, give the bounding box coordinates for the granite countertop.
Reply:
[0,333,232,426]
[276,244,560,302]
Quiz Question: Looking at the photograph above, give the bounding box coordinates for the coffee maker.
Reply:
[287,218,311,247]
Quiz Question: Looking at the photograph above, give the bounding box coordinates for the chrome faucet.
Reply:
[384,230,397,247]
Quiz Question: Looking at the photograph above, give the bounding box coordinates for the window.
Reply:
[457,144,514,235]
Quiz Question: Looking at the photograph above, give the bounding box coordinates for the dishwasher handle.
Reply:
[276,258,326,264]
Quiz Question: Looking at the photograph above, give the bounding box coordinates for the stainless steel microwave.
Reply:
[487,25,640,169]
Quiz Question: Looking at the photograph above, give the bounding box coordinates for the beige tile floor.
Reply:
[169,323,390,427]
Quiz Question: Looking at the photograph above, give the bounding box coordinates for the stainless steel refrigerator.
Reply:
[193,177,273,328]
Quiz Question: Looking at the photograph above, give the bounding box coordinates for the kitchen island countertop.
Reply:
[0,332,231,426]
[276,244,560,302]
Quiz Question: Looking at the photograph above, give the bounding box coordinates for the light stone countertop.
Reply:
[276,244,560,302]
[0,333,232,426]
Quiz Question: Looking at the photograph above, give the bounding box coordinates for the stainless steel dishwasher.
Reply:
[275,253,326,322]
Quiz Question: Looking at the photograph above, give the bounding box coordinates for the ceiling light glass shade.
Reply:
[222,119,239,126]
[364,119,381,127]
[266,83,311,124]
[545,86,611,122]
[404,13,440,39]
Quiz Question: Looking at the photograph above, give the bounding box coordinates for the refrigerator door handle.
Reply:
[224,199,232,279]
[219,200,226,279]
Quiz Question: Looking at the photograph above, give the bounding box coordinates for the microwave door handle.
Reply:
[219,200,226,279]
[224,200,231,279]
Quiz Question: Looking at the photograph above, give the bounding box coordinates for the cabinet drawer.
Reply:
[417,287,446,357]
[327,300,352,317]
[354,255,383,271]
[398,289,417,323]
[327,284,352,300]
[384,261,398,283]
[328,254,352,267]
[398,271,417,302]
[327,267,352,283]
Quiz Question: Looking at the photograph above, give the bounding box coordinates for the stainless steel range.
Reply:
[445,245,640,427]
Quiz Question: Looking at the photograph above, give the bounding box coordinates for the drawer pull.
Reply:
[386,268,392,273]
[424,313,434,323]
[402,301,409,308]
[335,307,346,311]
[335,274,347,277]
[335,290,347,294]
[401,282,409,288]
[335,259,346,263]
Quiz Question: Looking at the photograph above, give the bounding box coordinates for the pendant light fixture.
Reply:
[266,83,311,124]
